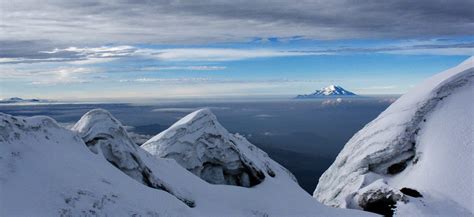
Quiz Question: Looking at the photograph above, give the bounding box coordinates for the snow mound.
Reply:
[72,109,195,206]
[72,109,144,181]
[142,108,295,187]
[314,57,474,216]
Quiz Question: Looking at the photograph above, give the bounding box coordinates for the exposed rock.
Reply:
[400,188,422,198]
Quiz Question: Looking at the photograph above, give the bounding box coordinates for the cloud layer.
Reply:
[2,0,473,45]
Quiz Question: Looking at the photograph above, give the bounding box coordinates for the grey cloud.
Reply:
[1,0,473,45]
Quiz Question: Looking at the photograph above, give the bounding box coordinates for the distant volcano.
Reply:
[296,85,357,98]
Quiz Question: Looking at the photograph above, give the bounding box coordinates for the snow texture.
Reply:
[142,108,295,187]
[0,109,374,216]
[314,56,474,216]
[72,109,195,207]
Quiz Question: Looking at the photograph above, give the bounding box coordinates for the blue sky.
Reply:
[1,0,473,100]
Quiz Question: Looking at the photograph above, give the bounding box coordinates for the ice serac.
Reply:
[71,109,194,207]
[142,108,295,187]
[314,57,474,216]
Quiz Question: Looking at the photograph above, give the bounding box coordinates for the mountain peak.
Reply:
[142,108,296,187]
[171,108,217,127]
[296,85,356,98]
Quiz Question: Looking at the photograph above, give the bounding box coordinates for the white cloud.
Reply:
[382,48,474,56]
[29,67,99,85]
[146,48,317,61]
[139,65,226,71]
[15,46,323,64]
[119,77,211,83]
[45,46,136,57]
[0,64,100,85]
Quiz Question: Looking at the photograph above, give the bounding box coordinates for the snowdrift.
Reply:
[314,57,474,216]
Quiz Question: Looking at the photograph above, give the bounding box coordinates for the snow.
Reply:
[0,108,375,216]
[314,56,474,216]
[296,85,356,98]
[142,108,295,187]
[0,113,191,216]
[71,109,195,206]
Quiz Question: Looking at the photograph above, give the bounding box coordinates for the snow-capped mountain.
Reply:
[142,108,295,187]
[0,108,374,216]
[314,57,474,216]
[296,85,356,98]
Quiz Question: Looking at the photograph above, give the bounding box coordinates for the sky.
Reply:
[1,0,473,100]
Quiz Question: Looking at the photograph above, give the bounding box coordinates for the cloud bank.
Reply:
[2,0,473,45]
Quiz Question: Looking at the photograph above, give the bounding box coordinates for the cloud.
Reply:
[255,114,274,118]
[0,46,325,64]
[148,48,317,61]
[117,77,339,85]
[321,98,346,106]
[0,65,100,85]
[119,77,212,83]
[139,66,226,71]
[1,0,473,45]
[152,107,229,113]
[2,40,473,66]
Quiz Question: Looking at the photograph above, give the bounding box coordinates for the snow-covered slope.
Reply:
[0,113,192,216]
[0,109,374,216]
[142,108,295,187]
[296,85,356,98]
[314,57,474,216]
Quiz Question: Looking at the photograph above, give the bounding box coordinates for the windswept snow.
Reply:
[142,108,294,187]
[314,56,474,216]
[72,109,195,207]
[0,113,191,217]
[0,108,374,216]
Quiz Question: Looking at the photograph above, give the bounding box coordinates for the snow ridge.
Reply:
[142,108,296,187]
[314,57,474,216]
[72,109,195,207]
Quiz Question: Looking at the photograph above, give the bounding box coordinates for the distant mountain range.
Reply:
[296,85,357,99]
[0,97,48,104]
